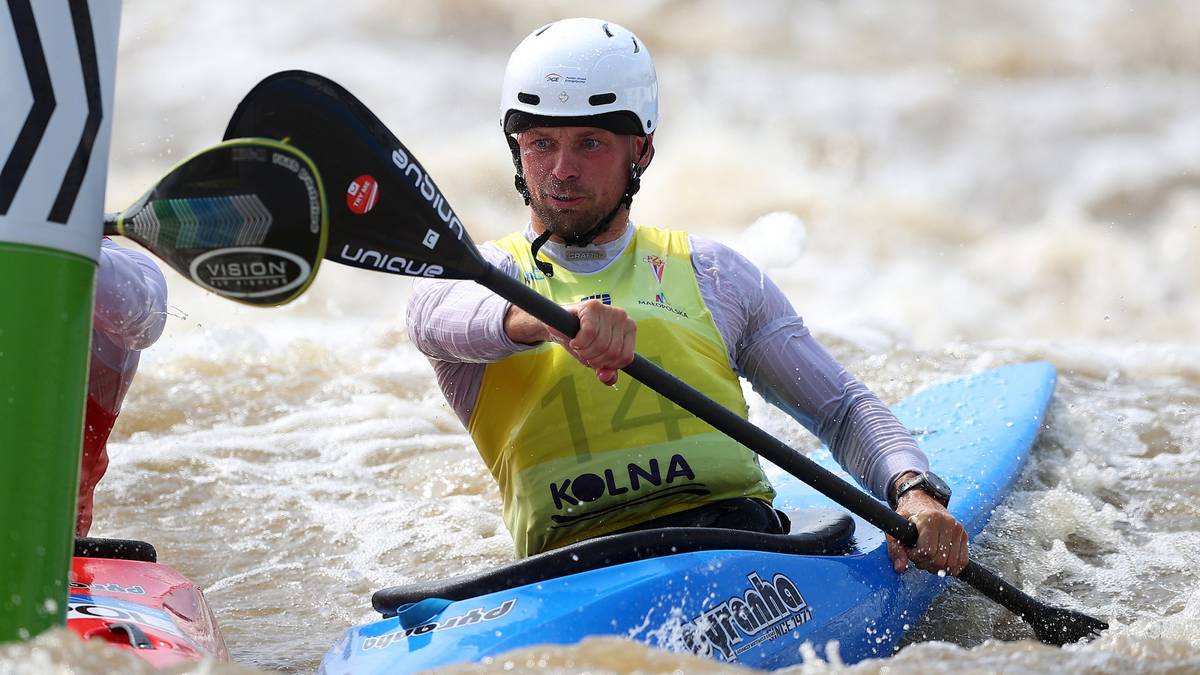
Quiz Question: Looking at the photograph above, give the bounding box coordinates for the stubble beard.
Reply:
[529,179,620,244]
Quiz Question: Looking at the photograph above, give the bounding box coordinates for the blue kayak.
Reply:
[318,362,1056,673]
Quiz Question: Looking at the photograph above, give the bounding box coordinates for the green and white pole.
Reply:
[0,0,121,642]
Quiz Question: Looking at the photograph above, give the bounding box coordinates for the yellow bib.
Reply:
[471,225,774,556]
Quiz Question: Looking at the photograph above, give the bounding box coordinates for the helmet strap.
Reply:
[506,135,532,205]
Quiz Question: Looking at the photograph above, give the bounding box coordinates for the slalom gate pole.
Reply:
[0,0,122,642]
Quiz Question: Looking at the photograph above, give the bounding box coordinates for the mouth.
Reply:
[544,190,585,208]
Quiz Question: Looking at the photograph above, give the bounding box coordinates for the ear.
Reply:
[634,133,655,171]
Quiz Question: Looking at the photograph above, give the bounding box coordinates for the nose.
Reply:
[548,147,581,182]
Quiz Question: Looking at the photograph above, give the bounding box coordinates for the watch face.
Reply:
[925,472,952,499]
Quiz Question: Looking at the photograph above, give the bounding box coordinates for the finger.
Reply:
[951,526,969,575]
[931,520,951,572]
[603,315,629,369]
[571,306,598,352]
[574,310,613,360]
[617,318,636,368]
[910,516,932,568]
[596,367,617,387]
[886,535,908,574]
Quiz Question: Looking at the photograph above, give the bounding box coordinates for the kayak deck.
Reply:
[69,537,228,668]
[372,508,854,612]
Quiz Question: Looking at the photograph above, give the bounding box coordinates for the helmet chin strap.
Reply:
[511,137,653,278]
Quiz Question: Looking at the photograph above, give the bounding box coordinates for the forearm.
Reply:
[405,244,538,363]
[740,319,928,501]
[93,240,167,350]
[503,304,549,345]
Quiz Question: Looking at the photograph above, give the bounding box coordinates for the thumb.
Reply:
[596,367,618,386]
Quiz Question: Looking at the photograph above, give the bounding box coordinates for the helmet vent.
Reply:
[517,92,541,105]
[601,23,614,38]
[535,23,552,36]
[589,93,617,106]
[631,37,640,53]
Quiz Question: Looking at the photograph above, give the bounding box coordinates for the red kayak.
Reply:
[68,538,228,668]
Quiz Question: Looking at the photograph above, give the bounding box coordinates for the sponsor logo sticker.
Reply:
[637,295,689,318]
[346,175,379,215]
[339,244,445,278]
[547,454,708,527]
[680,572,813,662]
[422,229,440,250]
[644,255,666,284]
[69,581,145,595]
[361,599,516,651]
[189,247,312,298]
[581,293,612,305]
[67,594,189,639]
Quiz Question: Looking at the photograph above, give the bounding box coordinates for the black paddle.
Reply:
[225,70,1108,646]
[105,138,328,307]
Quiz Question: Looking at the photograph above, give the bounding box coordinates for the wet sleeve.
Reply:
[691,237,928,502]
[93,238,168,351]
[406,242,539,363]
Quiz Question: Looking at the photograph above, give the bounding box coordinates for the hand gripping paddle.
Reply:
[105,138,328,306]
[225,70,1108,646]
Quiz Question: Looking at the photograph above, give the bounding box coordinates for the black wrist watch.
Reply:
[891,472,952,509]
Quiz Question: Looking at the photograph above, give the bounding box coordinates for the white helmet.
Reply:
[500,18,658,136]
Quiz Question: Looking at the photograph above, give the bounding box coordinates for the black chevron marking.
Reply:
[0,0,56,215]
[48,0,103,223]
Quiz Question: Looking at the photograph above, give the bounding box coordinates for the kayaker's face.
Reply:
[517,126,647,243]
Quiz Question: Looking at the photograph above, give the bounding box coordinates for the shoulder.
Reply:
[686,234,764,281]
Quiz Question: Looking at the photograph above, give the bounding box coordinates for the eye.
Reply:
[581,138,602,150]
[531,138,552,151]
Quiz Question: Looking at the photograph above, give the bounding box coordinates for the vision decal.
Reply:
[189,247,312,298]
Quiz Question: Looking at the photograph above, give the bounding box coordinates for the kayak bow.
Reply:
[68,538,228,668]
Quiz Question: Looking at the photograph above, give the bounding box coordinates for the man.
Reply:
[76,237,168,535]
[407,17,966,575]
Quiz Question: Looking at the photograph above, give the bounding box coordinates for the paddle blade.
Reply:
[223,70,487,281]
[957,560,1108,646]
[109,139,328,307]
[1028,602,1109,646]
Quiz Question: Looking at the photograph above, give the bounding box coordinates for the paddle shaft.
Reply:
[481,264,1050,625]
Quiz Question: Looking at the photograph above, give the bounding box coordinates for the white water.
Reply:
[4,1,1200,673]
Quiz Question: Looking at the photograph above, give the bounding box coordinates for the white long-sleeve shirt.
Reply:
[88,238,168,413]
[406,224,927,502]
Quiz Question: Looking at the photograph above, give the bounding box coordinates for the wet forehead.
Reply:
[519,126,621,142]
